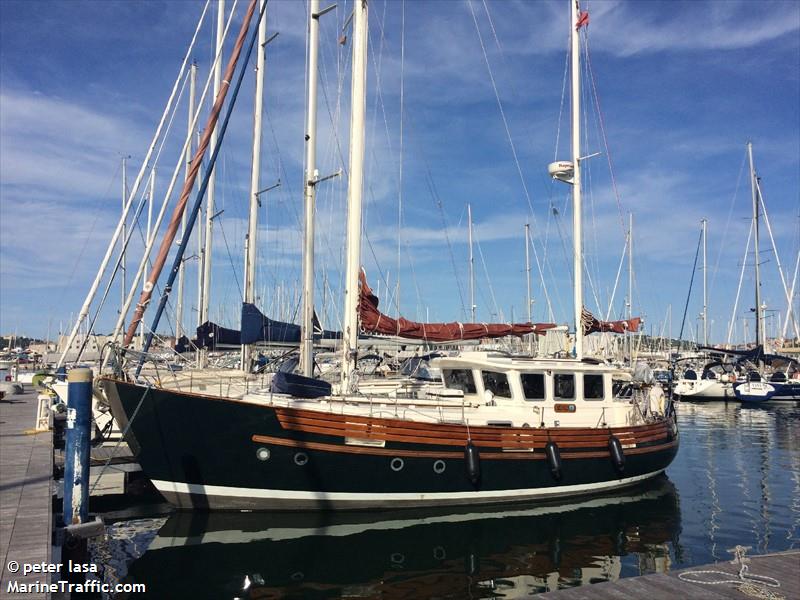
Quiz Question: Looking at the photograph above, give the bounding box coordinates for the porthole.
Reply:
[294,452,309,466]
[290,572,304,581]
[390,552,405,565]
[433,546,447,560]
[433,459,446,474]
[390,457,404,472]
[256,447,271,461]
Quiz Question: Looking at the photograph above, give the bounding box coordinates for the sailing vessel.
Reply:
[102,0,678,511]
[674,360,736,401]
[733,143,800,403]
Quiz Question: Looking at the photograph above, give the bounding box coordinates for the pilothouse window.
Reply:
[554,374,575,399]
[443,369,477,394]
[482,371,512,399]
[521,373,546,401]
[583,374,604,400]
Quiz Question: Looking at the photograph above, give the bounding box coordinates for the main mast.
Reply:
[525,222,534,355]
[701,217,708,345]
[748,141,763,348]
[120,156,128,335]
[242,0,268,370]
[299,0,322,377]
[570,0,584,360]
[341,0,369,392]
[199,0,226,368]
[627,212,633,358]
[468,203,475,322]
[176,62,197,345]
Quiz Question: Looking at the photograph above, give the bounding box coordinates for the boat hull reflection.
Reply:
[124,477,681,598]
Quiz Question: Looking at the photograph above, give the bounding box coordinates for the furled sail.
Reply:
[581,307,641,336]
[358,270,555,342]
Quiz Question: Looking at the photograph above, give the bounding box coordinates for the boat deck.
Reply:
[539,549,800,599]
[0,386,53,598]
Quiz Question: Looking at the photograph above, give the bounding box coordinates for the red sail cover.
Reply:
[359,270,555,342]
[581,307,641,336]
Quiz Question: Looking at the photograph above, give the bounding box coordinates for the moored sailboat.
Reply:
[733,143,800,403]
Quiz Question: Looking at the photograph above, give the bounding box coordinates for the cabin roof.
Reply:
[432,352,627,375]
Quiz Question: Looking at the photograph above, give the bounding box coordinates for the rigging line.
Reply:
[428,170,469,319]
[583,31,627,237]
[758,179,800,340]
[317,22,352,178]
[552,195,574,282]
[711,151,747,293]
[480,0,504,53]
[403,240,425,322]
[359,1,401,315]
[364,7,387,201]
[397,0,405,319]
[465,1,545,262]
[725,217,751,346]
[583,250,604,317]
[474,237,502,322]
[678,229,704,343]
[82,66,192,356]
[82,203,148,360]
[555,35,571,162]
[545,202,568,323]
[315,18,346,254]
[526,225,555,322]
[581,45,604,313]
[537,195,563,323]
[263,112,301,222]
[307,26,349,319]
[362,180,397,293]
[783,250,800,340]
[361,0,405,280]
[605,235,628,321]
[536,180,559,321]
[216,212,244,301]
[53,159,123,312]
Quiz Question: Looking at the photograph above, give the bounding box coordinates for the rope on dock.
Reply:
[677,545,784,600]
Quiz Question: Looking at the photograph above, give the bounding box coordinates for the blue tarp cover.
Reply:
[240,303,340,344]
[270,371,332,398]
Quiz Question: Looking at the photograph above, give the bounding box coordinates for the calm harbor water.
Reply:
[95,400,800,599]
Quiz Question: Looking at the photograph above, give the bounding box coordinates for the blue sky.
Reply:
[1,0,798,345]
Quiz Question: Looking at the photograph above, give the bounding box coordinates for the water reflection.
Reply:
[668,401,800,565]
[122,477,680,599]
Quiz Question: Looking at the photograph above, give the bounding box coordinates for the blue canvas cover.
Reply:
[269,371,332,398]
[196,321,241,350]
[240,303,340,345]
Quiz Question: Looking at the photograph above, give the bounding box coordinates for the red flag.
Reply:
[576,11,589,30]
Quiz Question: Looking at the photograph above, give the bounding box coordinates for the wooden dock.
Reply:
[1,386,53,599]
[539,549,800,599]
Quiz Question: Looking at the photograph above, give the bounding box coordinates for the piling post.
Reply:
[63,367,92,525]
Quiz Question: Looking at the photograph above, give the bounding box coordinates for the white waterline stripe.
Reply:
[151,471,663,503]
[147,481,671,549]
